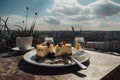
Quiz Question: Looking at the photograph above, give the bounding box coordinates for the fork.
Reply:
[62,53,87,70]
[70,56,87,69]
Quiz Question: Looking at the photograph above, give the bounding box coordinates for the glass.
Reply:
[75,42,81,50]
[45,37,54,43]
[74,37,85,49]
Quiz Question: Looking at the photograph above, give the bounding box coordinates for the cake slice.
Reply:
[36,42,72,58]
[36,43,55,58]
[36,44,49,58]
[55,43,72,57]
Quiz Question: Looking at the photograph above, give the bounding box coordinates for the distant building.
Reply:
[86,41,120,52]
[112,40,120,52]
[86,41,105,50]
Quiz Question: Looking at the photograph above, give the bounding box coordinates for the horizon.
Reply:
[0,0,120,31]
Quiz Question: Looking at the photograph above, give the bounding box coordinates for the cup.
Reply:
[16,36,33,50]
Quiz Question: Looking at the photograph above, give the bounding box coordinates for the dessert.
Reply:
[36,44,49,58]
[36,41,72,58]
[55,43,72,56]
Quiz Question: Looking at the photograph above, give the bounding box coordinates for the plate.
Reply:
[23,48,90,67]
[12,46,34,51]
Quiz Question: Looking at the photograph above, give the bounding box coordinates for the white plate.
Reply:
[23,48,90,67]
[12,46,34,51]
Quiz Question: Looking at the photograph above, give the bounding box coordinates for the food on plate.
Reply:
[36,41,72,58]
[36,42,55,58]
[55,43,72,56]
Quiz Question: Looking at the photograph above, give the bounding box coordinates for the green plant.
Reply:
[72,26,75,37]
[14,7,38,37]
[0,7,38,48]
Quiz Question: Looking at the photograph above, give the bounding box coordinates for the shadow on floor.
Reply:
[100,65,120,80]
[0,50,30,58]
[18,59,90,77]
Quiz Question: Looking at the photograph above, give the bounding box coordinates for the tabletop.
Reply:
[0,50,120,80]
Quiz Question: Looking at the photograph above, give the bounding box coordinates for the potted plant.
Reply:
[0,7,38,51]
[15,7,38,50]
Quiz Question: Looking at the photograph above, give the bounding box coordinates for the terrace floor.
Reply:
[0,49,120,80]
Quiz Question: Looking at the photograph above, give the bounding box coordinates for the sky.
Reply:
[0,0,120,31]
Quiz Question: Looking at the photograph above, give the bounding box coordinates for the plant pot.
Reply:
[16,36,33,50]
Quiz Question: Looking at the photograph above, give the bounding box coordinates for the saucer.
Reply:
[12,46,34,51]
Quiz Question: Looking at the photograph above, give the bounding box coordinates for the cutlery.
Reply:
[70,56,87,69]
[62,53,87,70]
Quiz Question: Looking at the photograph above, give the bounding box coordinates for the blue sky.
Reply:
[0,0,120,31]
[0,0,96,17]
[0,0,53,17]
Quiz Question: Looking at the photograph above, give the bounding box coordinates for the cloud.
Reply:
[5,15,24,24]
[68,15,93,21]
[2,15,36,29]
[46,9,52,13]
[2,15,25,29]
[2,15,61,30]
[52,0,83,16]
[50,0,120,21]
[2,0,120,31]
[42,16,61,25]
[89,0,120,17]
[45,0,120,31]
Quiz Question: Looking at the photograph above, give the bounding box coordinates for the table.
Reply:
[0,50,120,80]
